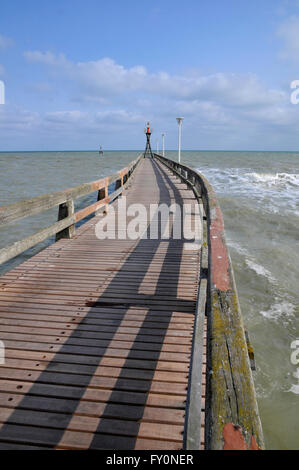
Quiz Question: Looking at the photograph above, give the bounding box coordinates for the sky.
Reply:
[1,0,299,150]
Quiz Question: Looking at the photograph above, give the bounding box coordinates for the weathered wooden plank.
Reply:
[0,318,193,339]
[0,423,183,450]
[0,379,187,409]
[0,369,189,396]
[5,349,191,372]
[0,331,192,353]
[1,339,191,363]
[0,305,194,324]
[0,359,189,384]
[0,407,184,442]
[0,391,186,423]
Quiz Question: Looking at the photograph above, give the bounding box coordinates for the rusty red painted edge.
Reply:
[223,423,261,450]
[210,205,231,291]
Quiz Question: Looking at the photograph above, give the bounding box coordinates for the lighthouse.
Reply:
[144,121,153,158]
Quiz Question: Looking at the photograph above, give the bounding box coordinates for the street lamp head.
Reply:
[176,117,184,125]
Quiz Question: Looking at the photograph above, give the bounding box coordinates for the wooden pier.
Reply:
[0,154,264,450]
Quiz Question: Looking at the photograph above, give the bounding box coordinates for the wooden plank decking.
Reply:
[0,158,206,450]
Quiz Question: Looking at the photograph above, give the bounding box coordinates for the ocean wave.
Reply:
[198,167,299,216]
[246,172,299,189]
[227,240,277,284]
[287,369,299,395]
[260,300,295,321]
[198,167,299,191]
[245,259,277,284]
[288,383,299,395]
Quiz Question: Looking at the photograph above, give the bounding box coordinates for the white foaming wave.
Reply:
[246,172,299,188]
[227,240,249,256]
[287,369,299,395]
[245,259,277,284]
[227,240,277,284]
[260,300,295,321]
[197,167,299,217]
[288,383,299,395]
[198,167,299,191]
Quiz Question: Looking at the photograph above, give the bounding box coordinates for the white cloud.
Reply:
[24,50,287,109]
[0,106,40,133]
[0,105,144,140]
[1,49,295,150]
[1,97,299,151]
[0,34,14,50]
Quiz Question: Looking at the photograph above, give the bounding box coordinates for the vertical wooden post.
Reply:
[120,175,124,196]
[55,199,75,241]
[115,174,123,197]
[96,184,108,215]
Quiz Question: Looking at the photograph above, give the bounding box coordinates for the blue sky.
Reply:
[1,0,299,150]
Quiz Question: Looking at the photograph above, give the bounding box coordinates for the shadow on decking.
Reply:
[0,159,199,449]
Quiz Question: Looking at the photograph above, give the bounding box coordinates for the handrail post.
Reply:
[97,182,108,215]
[115,172,124,197]
[120,174,124,196]
[56,199,75,241]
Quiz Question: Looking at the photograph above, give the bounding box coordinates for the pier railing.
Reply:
[0,154,142,266]
[153,153,264,450]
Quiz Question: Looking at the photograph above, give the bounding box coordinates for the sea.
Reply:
[0,150,298,450]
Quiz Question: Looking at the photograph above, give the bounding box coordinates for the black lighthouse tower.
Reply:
[144,122,153,158]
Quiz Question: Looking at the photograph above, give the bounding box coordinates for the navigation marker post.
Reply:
[144,122,153,158]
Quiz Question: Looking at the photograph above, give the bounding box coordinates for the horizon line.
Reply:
[1,149,299,153]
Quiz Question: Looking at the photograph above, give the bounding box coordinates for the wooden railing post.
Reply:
[97,183,108,215]
[55,199,75,241]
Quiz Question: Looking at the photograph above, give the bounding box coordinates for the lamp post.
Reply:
[162,133,165,157]
[176,117,184,163]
